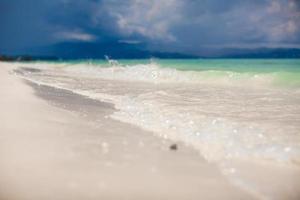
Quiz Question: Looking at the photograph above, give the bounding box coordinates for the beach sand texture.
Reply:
[0,63,255,199]
[1,62,300,200]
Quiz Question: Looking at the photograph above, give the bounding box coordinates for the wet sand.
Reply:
[0,63,256,199]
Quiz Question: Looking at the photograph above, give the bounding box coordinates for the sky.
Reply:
[0,0,300,56]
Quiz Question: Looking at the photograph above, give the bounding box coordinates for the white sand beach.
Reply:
[0,63,255,199]
[1,0,300,199]
[1,61,300,200]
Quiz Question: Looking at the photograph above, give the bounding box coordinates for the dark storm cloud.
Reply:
[168,0,300,51]
[0,0,54,52]
[291,0,300,9]
[1,0,299,54]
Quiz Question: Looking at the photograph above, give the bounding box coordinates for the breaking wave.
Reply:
[59,60,300,88]
[12,59,300,165]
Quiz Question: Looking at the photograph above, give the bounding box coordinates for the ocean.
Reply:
[14,58,300,165]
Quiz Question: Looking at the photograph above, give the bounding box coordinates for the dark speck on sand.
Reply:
[170,144,178,151]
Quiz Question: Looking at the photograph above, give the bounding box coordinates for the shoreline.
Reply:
[0,63,253,199]
[28,76,300,200]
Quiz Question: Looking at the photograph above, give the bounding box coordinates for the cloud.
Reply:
[178,0,300,46]
[267,1,281,13]
[269,20,298,41]
[96,0,300,48]
[30,0,300,48]
[253,0,300,42]
[97,0,183,41]
[118,39,141,44]
[1,0,300,54]
[55,30,97,42]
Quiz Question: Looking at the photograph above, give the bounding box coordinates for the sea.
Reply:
[14,58,300,165]
[11,58,300,198]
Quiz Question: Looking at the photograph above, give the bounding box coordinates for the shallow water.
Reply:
[13,59,300,165]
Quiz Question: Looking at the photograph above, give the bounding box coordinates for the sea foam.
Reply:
[13,60,300,165]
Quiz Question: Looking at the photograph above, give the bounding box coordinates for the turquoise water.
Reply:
[156,59,300,87]
[36,58,300,72]
[38,59,300,87]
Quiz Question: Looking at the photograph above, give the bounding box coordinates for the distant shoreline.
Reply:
[1,56,300,62]
[1,47,300,61]
[0,55,59,62]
